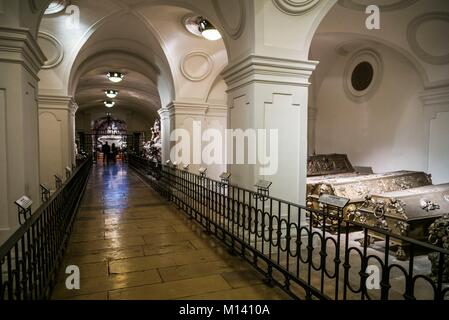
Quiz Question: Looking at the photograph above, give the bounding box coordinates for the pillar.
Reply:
[159,101,228,180]
[0,27,45,242]
[222,55,317,210]
[38,95,77,189]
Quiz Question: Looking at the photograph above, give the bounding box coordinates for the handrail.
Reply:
[129,154,449,301]
[0,156,92,300]
[0,158,91,257]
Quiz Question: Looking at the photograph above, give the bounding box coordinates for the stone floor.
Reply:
[51,161,289,300]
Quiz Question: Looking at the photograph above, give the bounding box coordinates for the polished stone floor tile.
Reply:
[51,162,289,300]
[109,275,231,300]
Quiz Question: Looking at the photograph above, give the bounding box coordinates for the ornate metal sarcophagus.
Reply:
[354,183,449,259]
[307,154,356,177]
[307,169,433,225]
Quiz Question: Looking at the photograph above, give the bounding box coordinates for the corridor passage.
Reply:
[51,162,289,300]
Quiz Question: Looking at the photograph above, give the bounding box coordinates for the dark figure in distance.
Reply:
[102,142,110,164]
[111,143,117,163]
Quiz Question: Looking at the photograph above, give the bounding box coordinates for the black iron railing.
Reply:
[0,157,92,300]
[129,154,449,301]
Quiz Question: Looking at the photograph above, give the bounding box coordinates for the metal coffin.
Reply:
[307,154,356,177]
[354,183,449,259]
[307,170,433,224]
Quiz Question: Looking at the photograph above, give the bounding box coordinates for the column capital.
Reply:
[222,54,319,92]
[161,100,227,119]
[0,27,46,79]
[420,85,449,121]
[38,94,72,108]
[69,98,79,116]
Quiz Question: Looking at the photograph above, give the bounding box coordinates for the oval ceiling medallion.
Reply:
[338,0,419,12]
[38,32,64,69]
[272,0,321,15]
[212,0,245,39]
[180,51,213,82]
[407,12,449,65]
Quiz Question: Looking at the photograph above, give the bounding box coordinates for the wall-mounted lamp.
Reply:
[198,19,221,41]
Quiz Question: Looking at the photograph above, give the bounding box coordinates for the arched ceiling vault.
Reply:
[36,0,230,121]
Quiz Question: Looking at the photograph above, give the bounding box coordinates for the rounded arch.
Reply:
[311,32,430,87]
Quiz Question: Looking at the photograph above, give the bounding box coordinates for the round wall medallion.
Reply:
[212,0,245,39]
[338,0,419,12]
[343,49,382,101]
[272,0,321,15]
[38,32,64,69]
[407,12,449,65]
[180,51,213,82]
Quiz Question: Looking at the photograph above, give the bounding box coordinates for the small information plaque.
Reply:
[219,172,231,180]
[255,180,272,190]
[319,194,350,208]
[15,196,33,210]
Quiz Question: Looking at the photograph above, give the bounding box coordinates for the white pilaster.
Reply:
[420,86,449,184]
[222,55,318,211]
[0,27,45,242]
[158,101,228,179]
[38,95,76,188]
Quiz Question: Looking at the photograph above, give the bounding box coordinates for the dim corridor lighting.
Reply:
[198,19,221,41]
[107,72,124,83]
[105,90,118,98]
[104,101,115,108]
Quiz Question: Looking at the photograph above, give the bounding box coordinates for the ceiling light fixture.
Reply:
[105,90,118,99]
[104,101,115,108]
[107,72,124,83]
[198,19,221,41]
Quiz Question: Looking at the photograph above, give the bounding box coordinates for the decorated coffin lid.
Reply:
[307,154,355,177]
[307,170,432,201]
[358,183,449,221]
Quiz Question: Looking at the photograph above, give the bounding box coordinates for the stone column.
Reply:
[222,55,317,212]
[69,99,78,165]
[159,101,227,180]
[0,27,45,242]
[38,95,76,188]
[420,86,449,184]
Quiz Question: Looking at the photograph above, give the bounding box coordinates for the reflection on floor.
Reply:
[51,162,289,300]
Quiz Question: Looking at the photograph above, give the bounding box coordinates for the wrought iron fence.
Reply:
[0,157,92,300]
[129,155,449,301]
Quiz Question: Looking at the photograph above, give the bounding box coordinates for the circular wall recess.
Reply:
[338,0,419,12]
[212,0,245,39]
[344,49,382,101]
[272,0,321,15]
[180,51,213,82]
[38,32,64,69]
[407,12,449,65]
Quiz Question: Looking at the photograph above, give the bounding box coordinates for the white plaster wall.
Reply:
[0,89,7,232]
[39,112,64,187]
[429,112,449,184]
[315,45,429,175]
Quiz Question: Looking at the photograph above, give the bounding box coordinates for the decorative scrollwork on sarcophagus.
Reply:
[306,154,433,229]
[427,214,449,283]
[354,184,449,260]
